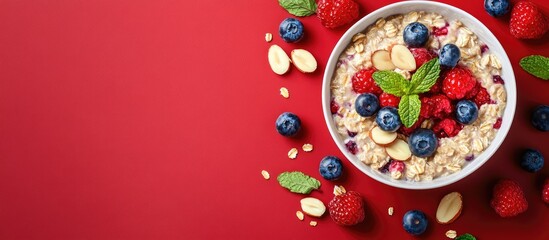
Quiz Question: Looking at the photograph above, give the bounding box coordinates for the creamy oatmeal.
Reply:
[330,11,507,181]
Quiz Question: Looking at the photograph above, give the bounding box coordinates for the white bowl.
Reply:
[322,1,516,189]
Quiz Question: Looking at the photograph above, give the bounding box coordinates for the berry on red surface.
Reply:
[543,178,549,204]
[410,48,436,68]
[490,179,528,217]
[510,1,548,39]
[379,92,401,108]
[442,66,477,100]
[352,68,382,95]
[473,87,491,107]
[330,100,340,114]
[433,118,462,138]
[328,186,365,225]
[317,0,360,29]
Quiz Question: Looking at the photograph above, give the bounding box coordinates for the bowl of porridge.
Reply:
[322,1,516,189]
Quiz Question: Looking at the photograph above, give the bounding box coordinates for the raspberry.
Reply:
[351,68,382,95]
[433,118,462,138]
[410,48,436,68]
[388,160,405,173]
[428,78,443,94]
[491,179,528,217]
[480,44,489,54]
[317,0,360,29]
[543,178,549,204]
[474,87,491,107]
[493,75,505,84]
[330,100,340,114]
[379,92,400,108]
[465,82,480,99]
[399,117,424,136]
[328,186,365,225]
[345,140,358,154]
[510,1,548,39]
[493,117,502,129]
[420,95,452,119]
[420,96,433,118]
[432,25,449,36]
[442,66,477,100]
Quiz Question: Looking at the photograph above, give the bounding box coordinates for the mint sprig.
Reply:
[278,0,317,17]
[519,55,549,80]
[373,58,441,127]
[277,171,320,194]
[455,233,476,240]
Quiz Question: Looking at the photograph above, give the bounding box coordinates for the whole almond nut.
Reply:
[300,197,326,217]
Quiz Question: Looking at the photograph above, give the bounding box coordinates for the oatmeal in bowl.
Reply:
[322,1,516,189]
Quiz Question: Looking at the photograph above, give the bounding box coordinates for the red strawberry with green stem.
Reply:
[317,0,360,29]
[328,186,365,225]
[510,1,548,39]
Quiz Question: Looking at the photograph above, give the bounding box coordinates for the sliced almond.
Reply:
[291,49,317,73]
[436,192,463,224]
[385,139,412,161]
[296,210,304,221]
[268,44,290,75]
[372,50,396,70]
[369,126,398,146]
[300,197,326,217]
[390,44,416,71]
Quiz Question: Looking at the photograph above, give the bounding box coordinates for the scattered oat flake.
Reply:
[302,143,313,152]
[309,221,317,227]
[265,33,273,42]
[261,170,270,180]
[280,87,289,98]
[446,230,457,239]
[388,207,394,216]
[288,148,298,159]
[296,211,304,221]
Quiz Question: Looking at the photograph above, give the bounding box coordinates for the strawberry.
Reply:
[410,48,436,68]
[491,179,528,217]
[379,92,400,108]
[328,186,365,225]
[510,1,548,39]
[317,0,360,29]
[442,66,477,100]
[351,68,382,95]
[543,178,549,204]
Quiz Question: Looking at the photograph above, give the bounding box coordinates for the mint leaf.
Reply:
[372,71,410,97]
[398,94,421,128]
[410,58,440,93]
[455,233,476,240]
[520,55,549,80]
[277,171,320,194]
[278,0,317,17]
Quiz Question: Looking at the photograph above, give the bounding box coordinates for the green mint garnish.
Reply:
[277,171,320,194]
[455,233,476,240]
[373,58,441,128]
[519,55,549,80]
[278,0,317,17]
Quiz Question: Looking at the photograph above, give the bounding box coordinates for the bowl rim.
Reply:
[321,0,517,190]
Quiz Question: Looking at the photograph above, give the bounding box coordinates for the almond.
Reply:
[268,44,290,75]
[300,197,326,217]
[385,139,412,161]
[291,49,317,73]
[390,44,416,71]
[436,192,463,224]
[369,126,398,146]
[372,50,396,70]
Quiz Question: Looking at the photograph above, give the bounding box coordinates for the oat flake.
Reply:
[280,87,289,98]
[261,170,270,180]
[302,143,313,152]
[445,230,457,239]
[388,207,394,216]
[288,148,298,159]
[296,211,304,221]
[265,33,272,42]
[309,221,317,227]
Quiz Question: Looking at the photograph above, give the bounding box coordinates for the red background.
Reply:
[0,0,548,239]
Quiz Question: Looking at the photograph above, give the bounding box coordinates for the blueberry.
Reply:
[319,156,343,180]
[376,107,401,132]
[484,0,510,17]
[402,210,428,236]
[279,18,304,43]
[275,112,301,137]
[521,149,544,172]
[403,22,429,47]
[455,100,479,125]
[355,93,380,117]
[532,105,549,131]
[408,128,438,158]
[439,44,461,68]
